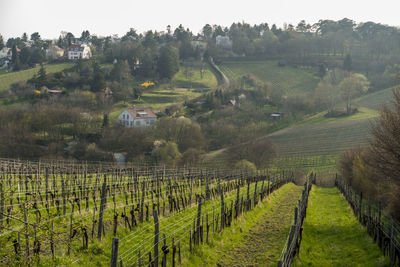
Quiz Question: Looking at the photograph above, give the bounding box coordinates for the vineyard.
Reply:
[0,158,294,266]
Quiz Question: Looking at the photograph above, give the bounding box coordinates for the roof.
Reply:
[125,108,157,119]
[68,44,88,51]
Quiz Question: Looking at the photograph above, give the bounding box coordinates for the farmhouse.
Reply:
[46,45,64,59]
[118,107,157,128]
[67,44,92,60]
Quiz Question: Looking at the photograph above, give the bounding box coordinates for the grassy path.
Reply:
[187,183,303,266]
[294,186,389,266]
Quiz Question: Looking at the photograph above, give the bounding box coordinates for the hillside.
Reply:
[110,65,217,118]
[0,63,73,92]
[220,61,320,96]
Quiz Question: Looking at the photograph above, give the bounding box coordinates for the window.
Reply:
[130,121,133,126]
[126,114,129,119]
[123,114,125,119]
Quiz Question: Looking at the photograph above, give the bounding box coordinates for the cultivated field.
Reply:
[0,159,291,266]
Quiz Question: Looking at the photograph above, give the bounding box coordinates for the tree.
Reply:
[157,45,179,79]
[21,32,28,42]
[234,160,257,172]
[155,117,205,152]
[154,142,182,166]
[80,30,91,43]
[343,54,352,72]
[180,148,204,167]
[202,24,213,40]
[19,47,31,65]
[314,69,346,113]
[0,34,4,50]
[11,44,21,71]
[91,62,106,92]
[37,64,47,86]
[339,73,369,113]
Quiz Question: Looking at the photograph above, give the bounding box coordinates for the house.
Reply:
[191,35,207,51]
[216,35,232,50]
[0,47,12,60]
[118,107,157,128]
[67,44,92,60]
[270,113,282,120]
[46,45,64,60]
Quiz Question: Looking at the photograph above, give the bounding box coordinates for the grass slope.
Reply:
[220,61,319,96]
[0,63,73,92]
[110,65,217,119]
[187,183,303,266]
[294,186,389,267]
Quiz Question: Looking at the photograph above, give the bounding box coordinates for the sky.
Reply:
[1,0,400,40]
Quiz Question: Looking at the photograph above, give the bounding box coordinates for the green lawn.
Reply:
[187,183,303,266]
[220,61,320,96]
[173,65,218,89]
[0,63,73,91]
[293,186,389,267]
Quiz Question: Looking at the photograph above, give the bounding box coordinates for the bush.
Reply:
[234,160,256,172]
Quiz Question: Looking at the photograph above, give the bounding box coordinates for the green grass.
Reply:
[110,88,203,119]
[110,65,217,119]
[173,65,218,89]
[293,186,389,267]
[0,63,73,92]
[186,183,303,266]
[220,61,320,96]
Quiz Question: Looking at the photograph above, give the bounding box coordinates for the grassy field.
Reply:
[294,186,389,266]
[110,65,217,119]
[0,63,73,92]
[187,183,303,266]
[173,65,218,89]
[220,61,320,96]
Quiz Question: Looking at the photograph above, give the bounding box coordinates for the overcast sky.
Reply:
[1,0,399,40]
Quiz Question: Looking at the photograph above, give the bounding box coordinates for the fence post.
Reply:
[98,175,107,240]
[153,209,159,267]
[196,200,202,246]
[110,238,119,267]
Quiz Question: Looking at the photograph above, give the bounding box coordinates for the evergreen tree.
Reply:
[0,34,4,50]
[22,33,28,42]
[157,45,179,79]
[37,64,47,86]
[343,54,352,72]
[91,62,105,92]
[11,45,21,71]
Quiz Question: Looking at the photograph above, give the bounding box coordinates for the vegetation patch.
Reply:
[187,183,303,266]
[293,186,389,266]
[0,63,72,92]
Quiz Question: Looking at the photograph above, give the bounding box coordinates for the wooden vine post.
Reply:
[97,175,107,240]
[153,210,159,267]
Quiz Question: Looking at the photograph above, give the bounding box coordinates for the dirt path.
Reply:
[210,183,303,266]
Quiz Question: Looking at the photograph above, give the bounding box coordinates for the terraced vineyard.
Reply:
[0,158,292,266]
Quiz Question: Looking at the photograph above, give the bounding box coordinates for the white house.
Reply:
[216,35,232,50]
[67,44,92,60]
[118,108,157,128]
